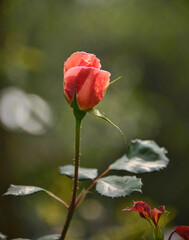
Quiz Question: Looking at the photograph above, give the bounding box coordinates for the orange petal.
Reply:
[64,51,101,75]
[64,66,110,110]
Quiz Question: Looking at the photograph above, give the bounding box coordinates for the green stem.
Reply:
[75,168,110,208]
[60,115,82,240]
[152,226,164,240]
[46,191,69,208]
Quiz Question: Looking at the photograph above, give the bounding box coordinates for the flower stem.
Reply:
[152,226,164,240]
[168,231,175,240]
[60,115,83,240]
[75,168,110,208]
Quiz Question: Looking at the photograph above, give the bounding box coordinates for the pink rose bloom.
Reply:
[63,51,111,111]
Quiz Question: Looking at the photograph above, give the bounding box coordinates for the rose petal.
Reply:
[151,206,165,226]
[64,51,101,74]
[123,201,166,227]
[169,226,189,240]
[123,201,151,220]
[64,66,110,110]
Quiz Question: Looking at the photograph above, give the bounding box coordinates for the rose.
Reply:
[63,51,111,111]
[123,201,166,227]
[124,201,167,240]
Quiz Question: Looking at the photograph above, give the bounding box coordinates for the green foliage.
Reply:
[70,88,80,111]
[110,139,169,173]
[1,0,189,237]
[4,185,44,196]
[59,165,98,180]
[37,234,60,240]
[71,88,86,121]
[96,175,142,198]
[4,185,68,207]
[89,109,125,142]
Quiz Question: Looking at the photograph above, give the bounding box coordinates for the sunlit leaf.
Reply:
[96,175,142,198]
[4,185,43,196]
[110,139,169,174]
[59,165,98,180]
[37,234,60,240]
[4,185,68,207]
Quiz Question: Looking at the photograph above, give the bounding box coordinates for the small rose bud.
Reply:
[123,201,166,227]
[63,51,111,111]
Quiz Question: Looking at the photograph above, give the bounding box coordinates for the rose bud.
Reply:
[63,52,111,111]
[123,201,166,227]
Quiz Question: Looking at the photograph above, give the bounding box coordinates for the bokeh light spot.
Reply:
[0,87,53,135]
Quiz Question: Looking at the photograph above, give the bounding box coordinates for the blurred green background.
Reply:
[0,0,189,239]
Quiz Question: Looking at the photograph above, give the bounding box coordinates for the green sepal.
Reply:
[71,88,86,121]
[71,87,80,110]
[108,76,122,87]
[73,109,86,122]
[147,218,164,240]
[88,108,126,142]
[152,226,164,240]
